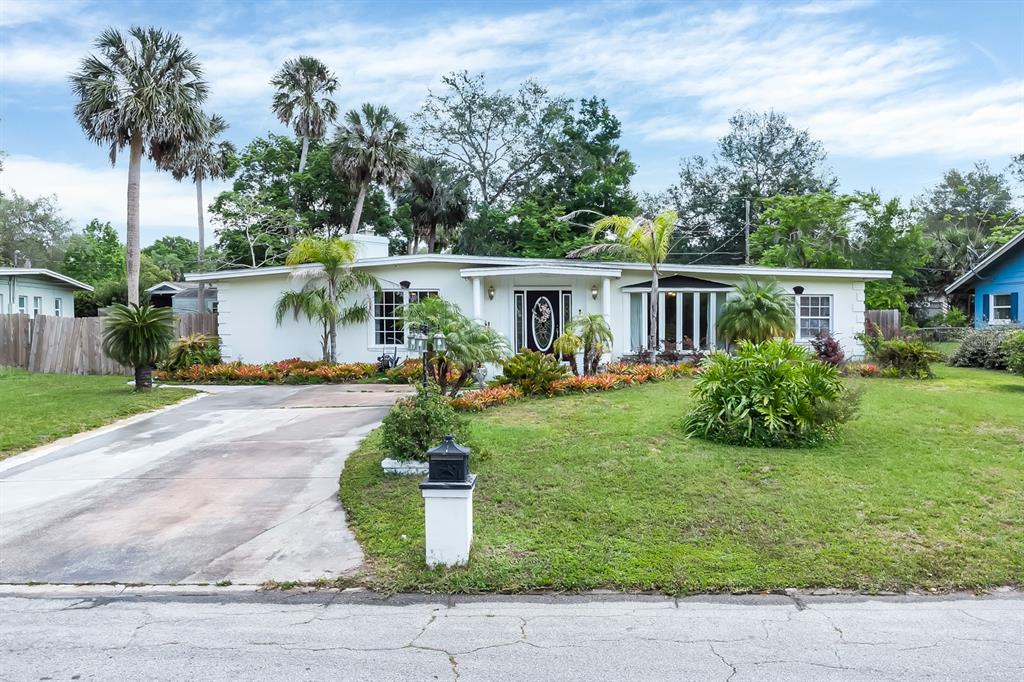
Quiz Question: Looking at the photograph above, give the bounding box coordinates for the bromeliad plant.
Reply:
[102,303,176,390]
[683,339,859,448]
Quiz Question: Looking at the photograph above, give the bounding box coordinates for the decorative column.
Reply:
[692,292,700,351]
[472,277,483,322]
[601,278,611,321]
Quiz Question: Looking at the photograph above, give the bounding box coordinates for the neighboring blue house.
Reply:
[946,229,1023,328]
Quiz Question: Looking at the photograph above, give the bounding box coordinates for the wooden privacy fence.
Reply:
[865,309,902,339]
[0,312,217,375]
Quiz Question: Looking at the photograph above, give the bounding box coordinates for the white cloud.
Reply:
[1,154,229,245]
[0,0,86,27]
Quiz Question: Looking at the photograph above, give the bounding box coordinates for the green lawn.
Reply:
[0,369,194,460]
[340,365,1024,594]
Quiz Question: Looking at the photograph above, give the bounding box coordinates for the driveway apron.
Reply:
[0,384,409,584]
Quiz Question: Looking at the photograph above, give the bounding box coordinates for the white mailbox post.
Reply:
[419,436,476,567]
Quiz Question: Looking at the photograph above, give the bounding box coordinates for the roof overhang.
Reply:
[0,268,93,292]
[460,265,622,279]
[621,274,732,291]
[945,229,1024,295]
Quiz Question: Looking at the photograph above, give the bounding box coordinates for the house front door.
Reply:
[514,290,570,353]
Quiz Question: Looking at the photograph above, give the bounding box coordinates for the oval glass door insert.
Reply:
[531,296,555,351]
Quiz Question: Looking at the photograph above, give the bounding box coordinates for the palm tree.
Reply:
[284,237,378,363]
[569,210,676,362]
[716,277,794,344]
[274,288,333,362]
[400,296,509,396]
[400,157,469,253]
[102,303,176,389]
[70,26,208,305]
[568,313,613,375]
[332,103,412,234]
[270,56,339,174]
[160,113,235,313]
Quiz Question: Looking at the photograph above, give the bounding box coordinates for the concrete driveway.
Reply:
[0,384,410,585]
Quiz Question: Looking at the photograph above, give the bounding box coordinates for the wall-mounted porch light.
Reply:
[793,286,805,295]
[591,284,599,300]
[487,284,496,300]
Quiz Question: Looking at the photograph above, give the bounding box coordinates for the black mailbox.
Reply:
[426,435,471,483]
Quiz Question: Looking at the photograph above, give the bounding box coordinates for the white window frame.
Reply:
[372,289,437,346]
[54,298,63,317]
[32,296,42,318]
[790,294,833,339]
[990,293,1012,325]
[18,295,28,315]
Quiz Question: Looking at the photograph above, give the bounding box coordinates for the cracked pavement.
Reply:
[1,588,1021,680]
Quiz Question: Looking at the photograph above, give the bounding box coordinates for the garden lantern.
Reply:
[407,330,426,353]
[432,332,447,353]
[420,435,477,567]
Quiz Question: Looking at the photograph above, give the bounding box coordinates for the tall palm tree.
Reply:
[70,26,208,305]
[332,103,411,234]
[160,113,235,312]
[274,288,333,362]
[284,237,379,363]
[716,277,794,344]
[569,210,676,362]
[270,56,339,174]
[400,157,469,253]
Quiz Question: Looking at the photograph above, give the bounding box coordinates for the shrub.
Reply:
[156,360,378,384]
[1003,330,1024,375]
[496,349,569,395]
[551,374,629,394]
[843,362,878,377]
[450,385,523,411]
[809,330,845,365]
[682,339,858,448]
[379,384,466,462]
[871,339,943,379]
[386,359,423,384]
[949,327,1015,369]
[163,334,221,372]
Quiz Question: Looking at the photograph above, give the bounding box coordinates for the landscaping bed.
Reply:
[0,368,194,460]
[156,358,419,385]
[339,364,1024,593]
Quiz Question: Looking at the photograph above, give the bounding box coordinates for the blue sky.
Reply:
[1,0,1022,246]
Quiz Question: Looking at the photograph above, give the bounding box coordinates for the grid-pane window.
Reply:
[992,294,1012,323]
[796,295,831,338]
[373,290,435,345]
[32,296,42,317]
[18,296,27,314]
[54,298,63,317]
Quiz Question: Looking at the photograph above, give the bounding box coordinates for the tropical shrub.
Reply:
[551,374,630,394]
[102,303,176,389]
[386,359,424,384]
[162,334,221,372]
[1003,330,1024,375]
[379,384,466,462]
[682,339,858,448]
[716,277,794,344]
[157,360,378,384]
[496,349,570,394]
[843,362,879,377]
[809,330,844,365]
[450,385,523,411]
[870,339,943,379]
[949,327,1015,369]
[553,331,582,376]
[564,313,613,375]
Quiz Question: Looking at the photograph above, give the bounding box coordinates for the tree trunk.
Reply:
[195,176,206,314]
[348,183,367,234]
[427,223,437,253]
[298,135,309,174]
[134,365,153,390]
[448,366,472,397]
[126,132,144,306]
[409,232,419,255]
[648,268,659,363]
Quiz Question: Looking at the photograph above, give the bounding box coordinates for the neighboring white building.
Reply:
[146,281,218,314]
[186,235,892,364]
[0,268,93,318]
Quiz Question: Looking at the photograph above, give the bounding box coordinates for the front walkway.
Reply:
[0,384,411,585]
[1,588,1020,680]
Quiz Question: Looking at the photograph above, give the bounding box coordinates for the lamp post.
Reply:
[407,324,446,387]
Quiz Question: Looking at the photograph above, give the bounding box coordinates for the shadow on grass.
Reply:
[992,382,1024,393]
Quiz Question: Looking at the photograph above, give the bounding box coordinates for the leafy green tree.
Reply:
[670,110,836,265]
[400,296,509,396]
[102,303,175,389]
[716,277,794,344]
[70,26,208,304]
[284,237,378,362]
[212,193,298,269]
[142,236,201,280]
[850,193,928,314]
[751,191,854,269]
[570,210,676,362]
[332,103,412,234]
[63,219,124,284]
[398,156,469,253]
[917,162,1015,238]
[0,191,71,268]
[271,56,339,174]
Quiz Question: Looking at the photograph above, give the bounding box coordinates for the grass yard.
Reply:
[340,365,1024,594]
[0,369,194,460]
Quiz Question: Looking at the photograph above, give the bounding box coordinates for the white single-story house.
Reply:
[1,267,93,318]
[185,235,891,365]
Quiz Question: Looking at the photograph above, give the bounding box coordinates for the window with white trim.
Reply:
[18,295,28,315]
[991,294,1012,324]
[0,294,4,313]
[791,294,832,339]
[54,298,63,317]
[32,296,42,318]
[373,290,436,345]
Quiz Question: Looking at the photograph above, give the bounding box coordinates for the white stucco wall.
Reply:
[1,276,76,318]
[214,263,870,364]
